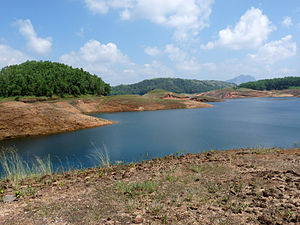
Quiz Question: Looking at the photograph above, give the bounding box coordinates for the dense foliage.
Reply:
[239,76,300,90]
[111,78,236,95]
[0,61,110,97]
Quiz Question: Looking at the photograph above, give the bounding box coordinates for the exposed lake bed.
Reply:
[1,147,299,224]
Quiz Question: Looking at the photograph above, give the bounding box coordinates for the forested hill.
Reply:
[0,61,110,97]
[239,76,300,90]
[111,78,236,95]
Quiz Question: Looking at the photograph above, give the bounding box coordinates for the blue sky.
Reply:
[0,0,299,85]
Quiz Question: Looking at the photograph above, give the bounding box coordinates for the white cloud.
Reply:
[165,44,216,73]
[144,47,161,57]
[282,16,292,27]
[60,40,141,84]
[84,0,134,14]
[60,39,129,67]
[137,60,174,79]
[165,44,187,62]
[0,45,30,68]
[84,0,214,41]
[127,0,214,40]
[15,19,52,55]
[201,7,275,50]
[59,39,175,84]
[249,35,297,64]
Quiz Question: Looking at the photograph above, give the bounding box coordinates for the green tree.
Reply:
[0,60,110,97]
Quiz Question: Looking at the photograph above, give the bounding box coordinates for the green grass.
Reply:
[288,86,300,90]
[0,147,52,184]
[115,180,157,198]
[0,94,104,103]
[143,89,168,98]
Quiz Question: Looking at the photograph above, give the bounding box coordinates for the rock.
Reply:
[257,215,272,225]
[133,215,143,224]
[3,195,17,203]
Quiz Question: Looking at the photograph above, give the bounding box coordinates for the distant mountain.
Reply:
[111,78,236,95]
[226,75,256,85]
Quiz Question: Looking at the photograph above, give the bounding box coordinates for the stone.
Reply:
[133,215,143,224]
[3,195,17,203]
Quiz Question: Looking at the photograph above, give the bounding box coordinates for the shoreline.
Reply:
[0,94,213,141]
[0,147,299,224]
[1,89,299,141]
[198,88,300,99]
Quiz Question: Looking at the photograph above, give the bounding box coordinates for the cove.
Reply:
[1,97,300,172]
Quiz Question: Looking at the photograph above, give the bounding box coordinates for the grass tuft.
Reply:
[0,147,52,184]
[90,143,110,168]
[116,180,157,198]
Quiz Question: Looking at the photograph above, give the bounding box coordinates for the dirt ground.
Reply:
[0,101,114,141]
[0,148,299,224]
[199,89,300,99]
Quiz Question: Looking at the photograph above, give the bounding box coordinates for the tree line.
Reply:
[239,76,300,90]
[0,61,110,97]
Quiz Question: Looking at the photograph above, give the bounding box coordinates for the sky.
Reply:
[0,0,299,85]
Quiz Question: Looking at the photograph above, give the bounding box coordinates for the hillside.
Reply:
[226,75,256,85]
[239,76,300,90]
[111,78,236,95]
[0,61,110,97]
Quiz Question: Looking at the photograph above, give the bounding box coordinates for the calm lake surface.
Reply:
[1,97,300,172]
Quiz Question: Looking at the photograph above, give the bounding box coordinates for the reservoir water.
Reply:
[1,97,300,172]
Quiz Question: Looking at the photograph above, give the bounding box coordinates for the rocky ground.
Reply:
[0,148,299,224]
[0,94,212,141]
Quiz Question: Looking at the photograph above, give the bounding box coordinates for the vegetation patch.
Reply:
[239,76,300,90]
[0,60,110,98]
[116,181,157,198]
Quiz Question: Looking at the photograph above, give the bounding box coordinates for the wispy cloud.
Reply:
[0,44,30,68]
[249,35,297,64]
[14,19,52,55]
[281,16,293,27]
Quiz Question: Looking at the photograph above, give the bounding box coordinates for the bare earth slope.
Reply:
[0,148,299,224]
[0,101,114,140]
[0,94,212,140]
[199,88,300,99]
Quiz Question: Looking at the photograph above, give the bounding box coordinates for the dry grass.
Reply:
[0,147,52,185]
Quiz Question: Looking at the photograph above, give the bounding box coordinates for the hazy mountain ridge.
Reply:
[226,75,256,85]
